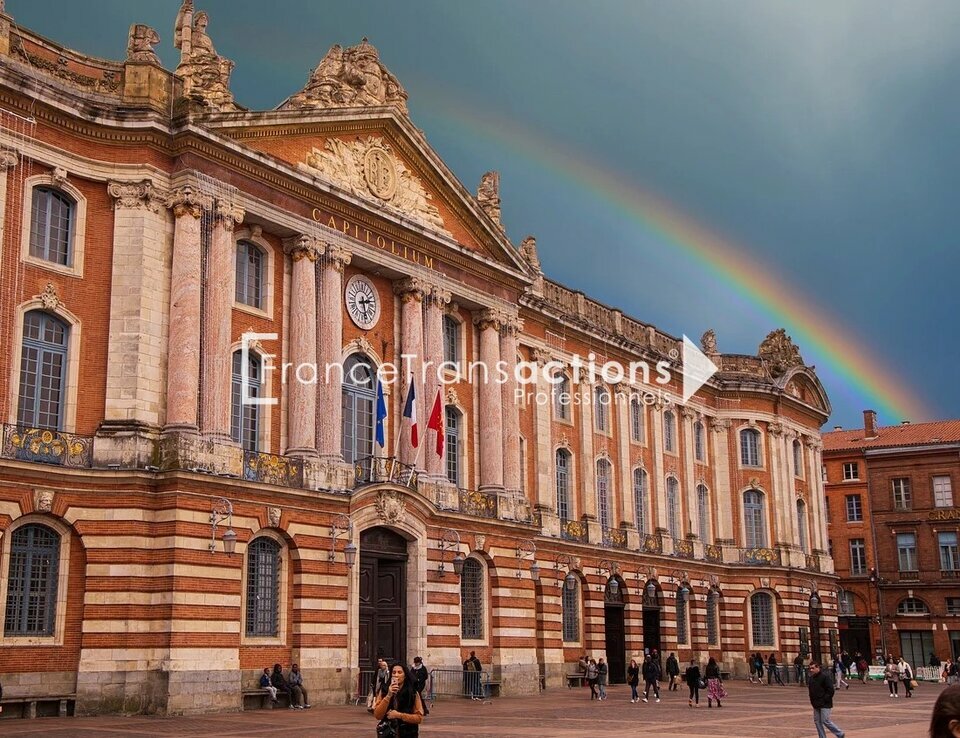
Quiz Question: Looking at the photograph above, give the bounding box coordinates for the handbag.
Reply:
[910,679,919,689]
[366,689,375,709]
[376,718,398,738]
[698,678,707,689]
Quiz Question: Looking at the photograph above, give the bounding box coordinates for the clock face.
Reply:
[345,275,380,330]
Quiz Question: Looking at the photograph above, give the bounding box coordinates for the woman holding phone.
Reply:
[373,662,424,737]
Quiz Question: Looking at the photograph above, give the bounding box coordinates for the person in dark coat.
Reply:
[807,662,845,738]
[767,652,785,685]
[270,663,292,706]
[641,654,661,702]
[411,656,429,715]
[685,658,702,707]
[666,652,680,691]
[627,658,640,703]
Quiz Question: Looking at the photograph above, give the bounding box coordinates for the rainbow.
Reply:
[415,93,931,424]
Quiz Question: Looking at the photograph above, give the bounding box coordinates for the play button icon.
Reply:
[681,335,719,403]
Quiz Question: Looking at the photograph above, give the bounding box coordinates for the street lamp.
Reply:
[516,539,539,581]
[598,559,619,595]
[438,528,464,577]
[209,497,236,555]
[554,553,577,591]
[869,568,888,659]
[329,514,356,567]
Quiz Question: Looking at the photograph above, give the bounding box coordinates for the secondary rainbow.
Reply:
[417,94,930,423]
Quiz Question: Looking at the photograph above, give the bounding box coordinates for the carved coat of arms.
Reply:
[374,490,406,525]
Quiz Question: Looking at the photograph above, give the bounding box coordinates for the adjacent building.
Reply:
[825,411,960,666]
[0,3,836,716]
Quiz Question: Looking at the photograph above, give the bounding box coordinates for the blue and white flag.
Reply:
[375,378,387,448]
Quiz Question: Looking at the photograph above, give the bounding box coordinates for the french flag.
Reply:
[402,376,419,449]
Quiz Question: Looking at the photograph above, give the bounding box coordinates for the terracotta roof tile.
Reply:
[823,419,960,452]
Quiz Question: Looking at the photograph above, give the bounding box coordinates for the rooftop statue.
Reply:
[174,0,238,111]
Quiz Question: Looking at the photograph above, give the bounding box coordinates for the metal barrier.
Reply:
[354,670,376,705]
[428,669,493,702]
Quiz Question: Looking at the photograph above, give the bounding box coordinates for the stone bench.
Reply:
[0,694,75,719]
[565,673,587,688]
[241,688,292,711]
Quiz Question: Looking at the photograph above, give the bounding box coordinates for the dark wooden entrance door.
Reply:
[359,527,408,670]
[604,606,626,683]
[642,608,662,654]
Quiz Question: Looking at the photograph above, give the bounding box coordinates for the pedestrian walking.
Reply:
[807,661,845,738]
[833,655,849,690]
[597,657,608,700]
[642,653,661,703]
[627,658,640,704]
[928,683,960,738]
[754,652,766,684]
[685,658,702,707]
[794,653,806,685]
[666,652,680,691]
[885,657,901,697]
[586,658,599,700]
[768,653,785,686]
[900,657,915,698]
[705,657,726,708]
[856,654,869,684]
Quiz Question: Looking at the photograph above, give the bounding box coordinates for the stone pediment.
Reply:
[298,134,451,237]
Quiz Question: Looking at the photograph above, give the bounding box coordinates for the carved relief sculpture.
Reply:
[281,38,409,114]
[33,488,54,513]
[174,1,238,111]
[374,490,406,525]
[126,24,161,65]
[758,328,804,378]
[267,506,281,528]
[477,171,503,229]
[700,329,718,355]
[519,235,541,272]
[301,136,450,236]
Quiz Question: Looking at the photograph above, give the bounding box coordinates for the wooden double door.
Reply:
[359,527,408,670]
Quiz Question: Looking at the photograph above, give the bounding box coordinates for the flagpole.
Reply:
[391,373,412,480]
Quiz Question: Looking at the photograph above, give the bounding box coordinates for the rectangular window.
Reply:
[946,597,960,615]
[561,583,580,642]
[821,465,827,482]
[845,495,863,522]
[793,442,804,478]
[934,476,954,508]
[676,593,688,645]
[849,538,867,575]
[897,532,917,572]
[842,462,859,481]
[442,316,460,369]
[893,478,912,510]
[940,532,960,572]
[706,594,719,646]
[899,631,934,673]
[694,423,705,462]
[631,401,644,443]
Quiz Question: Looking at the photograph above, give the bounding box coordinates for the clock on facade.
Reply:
[344,274,380,330]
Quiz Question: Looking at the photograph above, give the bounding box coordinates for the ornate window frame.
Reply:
[239,529,289,646]
[233,227,275,320]
[21,173,87,278]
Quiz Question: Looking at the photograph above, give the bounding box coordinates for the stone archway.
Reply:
[359,526,408,669]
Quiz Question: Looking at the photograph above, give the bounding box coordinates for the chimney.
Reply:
[833,425,842,431]
[863,409,878,438]
[901,420,911,426]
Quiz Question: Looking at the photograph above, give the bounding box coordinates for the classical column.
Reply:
[500,314,523,494]
[766,423,787,545]
[710,418,733,543]
[423,284,450,477]
[475,309,504,491]
[316,244,351,460]
[0,149,18,275]
[532,349,558,531]
[394,277,427,467]
[163,185,212,432]
[199,199,244,441]
[806,438,827,552]
[680,406,697,538]
[615,385,633,527]
[285,235,322,457]
[651,403,667,531]
[579,383,596,519]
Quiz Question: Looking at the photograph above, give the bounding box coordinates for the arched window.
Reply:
[694,421,705,461]
[461,558,484,639]
[750,591,775,647]
[553,373,571,421]
[743,490,767,548]
[740,428,762,467]
[796,499,809,553]
[596,459,612,529]
[633,468,649,535]
[231,350,261,451]
[341,354,375,465]
[594,386,610,432]
[556,449,571,524]
[235,240,265,309]
[29,187,74,265]
[442,315,460,368]
[4,524,60,636]
[706,590,720,646]
[664,411,677,452]
[897,597,929,615]
[697,484,710,543]
[838,589,856,616]
[245,537,280,637]
[445,406,461,486]
[630,398,644,442]
[676,586,689,645]
[17,311,69,429]
[793,439,804,478]
[561,578,580,642]
[666,477,680,539]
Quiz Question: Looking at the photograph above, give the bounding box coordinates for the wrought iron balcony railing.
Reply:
[1,424,93,468]
[674,539,694,559]
[805,554,821,572]
[704,544,723,563]
[560,519,588,543]
[602,526,627,549]
[457,488,498,519]
[739,547,782,566]
[354,456,419,490]
[641,533,663,555]
[243,450,304,488]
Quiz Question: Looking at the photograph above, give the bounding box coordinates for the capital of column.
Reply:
[500,313,523,337]
[531,346,552,366]
[424,284,452,308]
[393,276,428,303]
[285,234,324,262]
[473,307,505,331]
[767,421,785,437]
[804,437,823,451]
[710,418,731,434]
[164,185,213,219]
[679,405,696,421]
[319,242,352,272]
[214,200,245,231]
[108,179,166,213]
[0,148,18,170]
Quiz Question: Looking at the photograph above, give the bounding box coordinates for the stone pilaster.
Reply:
[316,244,351,461]
[394,277,428,467]
[615,386,632,528]
[0,149,17,273]
[500,314,523,495]
[199,200,244,442]
[163,185,213,433]
[651,403,667,532]
[680,406,697,538]
[422,284,450,477]
[285,235,322,457]
[766,422,787,545]
[532,349,559,536]
[475,309,504,491]
[95,179,173,466]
